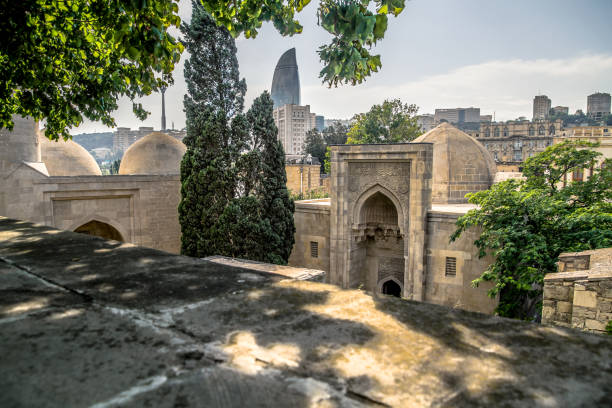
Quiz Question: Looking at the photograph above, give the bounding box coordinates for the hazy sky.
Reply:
[73,0,612,134]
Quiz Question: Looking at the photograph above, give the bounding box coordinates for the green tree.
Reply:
[304,129,326,170]
[451,141,612,319]
[179,3,246,257]
[250,92,295,264]
[347,99,421,144]
[201,0,407,86]
[110,159,121,175]
[0,0,183,140]
[305,122,349,173]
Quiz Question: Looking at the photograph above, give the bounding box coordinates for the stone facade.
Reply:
[285,163,327,196]
[542,248,612,334]
[466,119,561,165]
[1,117,182,254]
[273,104,317,155]
[288,124,500,313]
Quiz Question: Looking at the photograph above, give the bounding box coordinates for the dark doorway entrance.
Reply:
[74,220,123,241]
[381,279,401,297]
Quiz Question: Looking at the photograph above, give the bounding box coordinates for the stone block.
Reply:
[557,301,572,314]
[573,290,597,308]
[542,306,555,322]
[543,284,570,301]
[585,319,606,332]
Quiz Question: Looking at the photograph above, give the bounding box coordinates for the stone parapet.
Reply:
[542,248,612,334]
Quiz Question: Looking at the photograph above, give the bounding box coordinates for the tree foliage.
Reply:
[451,141,612,319]
[201,0,408,86]
[179,4,293,264]
[0,0,184,140]
[347,99,421,144]
[304,121,349,172]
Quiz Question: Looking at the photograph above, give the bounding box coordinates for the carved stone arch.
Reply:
[68,215,127,242]
[377,277,403,297]
[352,184,405,235]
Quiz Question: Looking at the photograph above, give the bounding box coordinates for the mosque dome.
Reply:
[412,123,496,204]
[40,135,102,176]
[119,132,186,175]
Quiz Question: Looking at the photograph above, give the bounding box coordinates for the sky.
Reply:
[72,0,612,134]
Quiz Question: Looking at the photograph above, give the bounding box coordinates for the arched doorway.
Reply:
[354,190,404,295]
[381,279,402,297]
[74,220,123,241]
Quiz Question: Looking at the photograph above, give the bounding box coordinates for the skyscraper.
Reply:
[587,92,611,119]
[271,48,300,108]
[533,95,551,120]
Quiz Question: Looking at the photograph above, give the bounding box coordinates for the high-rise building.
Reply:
[587,92,611,119]
[323,118,352,129]
[273,104,316,155]
[315,115,325,132]
[533,95,551,120]
[271,48,300,108]
[434,107,480,124]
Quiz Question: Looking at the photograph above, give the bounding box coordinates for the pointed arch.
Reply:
[68,215,127,242]
[352,184,405,235]
[377,277,403,297]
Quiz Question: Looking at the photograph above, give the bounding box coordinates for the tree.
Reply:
[0,0,183,140]
[305,121,349,173]
[304,129,326,170]
[179,5,294,264]
[347,99,421,144]
[179,3,246,257]
[249,92,295,264]
[451,141,612,319]
[201,0,408,86]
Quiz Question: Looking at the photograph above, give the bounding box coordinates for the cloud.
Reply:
[302,54,612,121]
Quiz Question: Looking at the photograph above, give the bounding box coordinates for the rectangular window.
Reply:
[310,241,319,258]
[573,169,584,182]
[445,257,456,276]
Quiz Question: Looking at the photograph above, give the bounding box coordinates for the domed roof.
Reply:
[412,123,496,204]
[119,132,186,175]
[40,135,102,176]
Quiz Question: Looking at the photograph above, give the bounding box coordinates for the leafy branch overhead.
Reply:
[0,0,183,140]
[201,0,407,86]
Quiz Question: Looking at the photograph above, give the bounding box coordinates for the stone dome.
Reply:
[412,123,496,204]
[119,132,186,175]
[40,135,102,176]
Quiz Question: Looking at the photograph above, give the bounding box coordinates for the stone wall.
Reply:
[285,164,327,196]
[542,248,612,334]
[288,199,330,274]
[425,209,497,314]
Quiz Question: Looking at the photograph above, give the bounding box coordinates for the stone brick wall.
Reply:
[542,248,612,334]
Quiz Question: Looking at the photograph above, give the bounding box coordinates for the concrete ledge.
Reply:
[203,256,325,282]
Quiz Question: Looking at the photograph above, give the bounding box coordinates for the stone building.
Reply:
[285,162,327,196]
[533,95,551,120]
[113,126,186,156]
[1,117,184,254]
[289,123,498,313]
[554,125,612,183]
[465,119,561,169]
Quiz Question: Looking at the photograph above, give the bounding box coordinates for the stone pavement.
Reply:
[0,217,611,407]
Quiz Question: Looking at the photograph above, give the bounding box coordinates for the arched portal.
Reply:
[74,220,124,241]
[381,279,402,297]
[352,190,405,295]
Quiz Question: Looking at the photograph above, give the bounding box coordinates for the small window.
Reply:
[310,241,319,258]
[445,257,456,276]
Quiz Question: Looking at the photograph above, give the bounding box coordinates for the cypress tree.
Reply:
[248,92,295,264]
[178,2,246,257]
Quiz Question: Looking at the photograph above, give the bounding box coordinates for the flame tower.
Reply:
[271,48,300,108]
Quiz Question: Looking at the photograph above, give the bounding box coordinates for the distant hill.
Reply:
[72,132,113,151]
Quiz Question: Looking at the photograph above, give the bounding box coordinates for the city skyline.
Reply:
[71,0,612,134]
